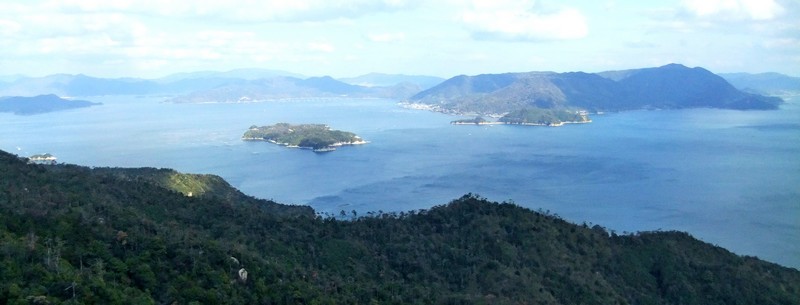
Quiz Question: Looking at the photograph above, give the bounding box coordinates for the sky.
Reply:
[0,0,798,79]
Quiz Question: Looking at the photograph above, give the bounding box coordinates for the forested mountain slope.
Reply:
[1,149,798,304]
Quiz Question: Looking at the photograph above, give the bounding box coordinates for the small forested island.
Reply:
[499,108,591,126]
[243,123,367,152]
[451,108,590,126]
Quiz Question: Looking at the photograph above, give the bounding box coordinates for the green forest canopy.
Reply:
[499,108,590,125]
[243,123,363,150]
[0,149,798,304]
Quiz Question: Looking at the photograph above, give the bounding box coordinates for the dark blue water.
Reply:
[1,96,798,269]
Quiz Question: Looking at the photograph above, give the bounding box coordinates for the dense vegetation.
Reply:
[499,108,590,126]
[243,123,365,150]
[410,64,783,115]
[0,94,100,115]
[451,116,489,125]
[1,149,798,304]
[89,167,312,218]
[451,109,590,126]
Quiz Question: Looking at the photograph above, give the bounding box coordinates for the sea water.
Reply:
[1,95,798,269]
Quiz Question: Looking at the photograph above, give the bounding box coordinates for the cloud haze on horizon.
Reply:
[0,0,798,79]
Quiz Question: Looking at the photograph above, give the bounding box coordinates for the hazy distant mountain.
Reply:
[157,68,304,82]
[0,94,100,115]
[0,69,306,97]
[5,66,791,106]
[167,76,358,103]
[299,76,368,94]
[0,74,251,97]
[0,74,160,97]
[339,73,445,89]
[410,64,781,114]
[719,72,800,95]
[0,69,424,100]
[168,75,420,103]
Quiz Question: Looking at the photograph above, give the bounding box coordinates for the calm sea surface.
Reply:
[1,96,798,269]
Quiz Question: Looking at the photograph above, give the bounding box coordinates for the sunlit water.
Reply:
[1,96,798,269]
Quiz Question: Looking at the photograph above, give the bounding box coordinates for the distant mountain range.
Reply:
[167,73,446,103]
[158,68,304,82]
[1,65,795,109]
[719,72,800,95]
[0,70,437,102]
[338,73,445,89]
[0,69,305,97]
[409,64,783,114]
[165,76,422,103]
[0,94,100,115]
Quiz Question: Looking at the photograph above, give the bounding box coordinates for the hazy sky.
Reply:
[1,0,798,79]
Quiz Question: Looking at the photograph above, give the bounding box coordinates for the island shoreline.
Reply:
[242,123,368,152]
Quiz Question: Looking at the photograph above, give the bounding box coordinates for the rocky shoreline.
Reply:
[243,136,368,152]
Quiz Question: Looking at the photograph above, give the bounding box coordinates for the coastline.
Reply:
[398,102,507,118]
[171,97,384,104]
[401,102,592,127]
[450,120,592,127]
[242,137,369,151]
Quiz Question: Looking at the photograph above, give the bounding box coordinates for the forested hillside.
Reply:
[1,149,798,304]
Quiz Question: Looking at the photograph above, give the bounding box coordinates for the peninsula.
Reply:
[0,94,100,115]
[243,123,367,152]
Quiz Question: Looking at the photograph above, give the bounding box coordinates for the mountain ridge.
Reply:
[166,75,421,103]
[157,68,304,82]
[338,73,445,89]
[719,72,800,95]
[0,70,440,99]
[410,64,782,114]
